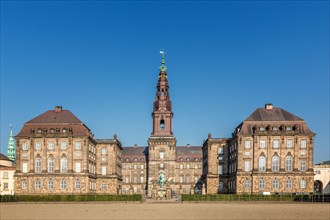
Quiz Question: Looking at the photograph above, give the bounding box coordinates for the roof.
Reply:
[0,153,11,161]
[245,107,303,121]
[96,139,115,144]
[16,107,92,137]
[316,160,330,165]
[176,146,202,161]
[122,147,148,162]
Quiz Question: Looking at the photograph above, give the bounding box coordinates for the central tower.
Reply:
[147,51,177,198]
[151,52,173,137]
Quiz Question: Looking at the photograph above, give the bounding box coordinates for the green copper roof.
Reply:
[7,124,16,162]
[159,50,167,72]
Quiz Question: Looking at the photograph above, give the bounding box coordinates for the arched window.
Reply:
[48,156,55,173]
[35,179,41,189]
[259,179,265,189]
[75,180,81,189]
[48,180,54,189]
[272,179,279,188]
[300,179,307,189]
[244,180,250,189]
[258,156,266,172]
[285,179,292,188]
[285,156,293,172]
[61,157,67,173]
[160,119,165,130]
[272,156,279,172]
[35,157,42,173]
[60,180,67,190]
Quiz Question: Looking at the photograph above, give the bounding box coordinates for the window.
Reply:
[259,179,265,189]
[35,180,41,189]
[101,182,107,190]
[300,160,307,172]
[285,156,293,172]
[140,176,144,183]
[126,164,130,170]
[47,142,54,150]
[3,172,8,179]
[75,142,81,150]
[273,139,279,148]
[194,176,198,183]
[61,157,68,173]
[3,183,8,190]
[22,142,28,150]
[259,140,266,148]
[22,163,28,173]
[35,157,42,173]
[160,119,165,130]
[300,139,307,148]
[35,142,41,150]
[286,140,293,148]
[273,126,278,131]
[75,162,81,173]
[180,164,183,170]
[48,157,55,173]
[101,147,107,155]
[134,164,138,170]
[260,127,265,131]
[60,180,67,190]
[61,142,67,150]
[244,161,250,172]
[286,179,292,188]
[286,126,291,131]
[244,180,250,189]
[186,176,190,183]
[48,180,54,189]
[244,141,250,149]
[300,180,307,189]
[22,153,28,158]
[133,176,138,183]
[219,182,223,192]
[75,151,81,157]
[160,163,164,169]
[218,165,223,174]
[272,156,279,172]
[102,166,107,175]
[75,180,81,189]
[179,176,183,183]
[218,146,224,154]
[141,164,144,170]
[160,151,165,159]
[272,179,279,189]
[22,180,27,190]
[125,177,129,183]
[258,156,266,172]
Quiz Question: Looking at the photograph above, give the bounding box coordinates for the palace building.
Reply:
[13,54,315,196]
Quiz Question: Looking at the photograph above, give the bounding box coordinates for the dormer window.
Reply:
[37,128,42,133]
[50,128,55,133]
[260,127,265,131]
[62,128,68,133]
[286,126,291,131]
[179,157,183,161]
[273,127,278,131]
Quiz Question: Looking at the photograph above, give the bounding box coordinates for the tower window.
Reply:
[160,119,165,130]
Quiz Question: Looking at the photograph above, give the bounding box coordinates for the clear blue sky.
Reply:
[1,1,329,163]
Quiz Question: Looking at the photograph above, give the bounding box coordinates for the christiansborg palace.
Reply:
[12,55,315,198]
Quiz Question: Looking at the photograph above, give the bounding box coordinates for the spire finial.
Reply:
[10,124,13,136]
[159,49,167,72]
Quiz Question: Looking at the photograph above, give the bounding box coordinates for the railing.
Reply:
[181,193,330,203]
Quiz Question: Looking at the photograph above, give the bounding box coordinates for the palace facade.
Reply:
[14,55,315,196]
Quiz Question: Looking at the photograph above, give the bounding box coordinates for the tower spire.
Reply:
[159,49,167,72]
[7,124,16,162]
[152,50,173,137]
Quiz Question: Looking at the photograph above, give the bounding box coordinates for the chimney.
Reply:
[55,106,62,112]
[186,144,190,148]
[265,103,273,110]
[134,144,138,148]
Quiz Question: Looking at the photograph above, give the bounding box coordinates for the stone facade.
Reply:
[205,104,316,195]
[12,57,316,196]
[0,153,15,195]
[314,161,330,193]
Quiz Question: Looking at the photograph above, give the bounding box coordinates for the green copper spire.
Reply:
[7,124,16,162]
[159,49,167,72]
